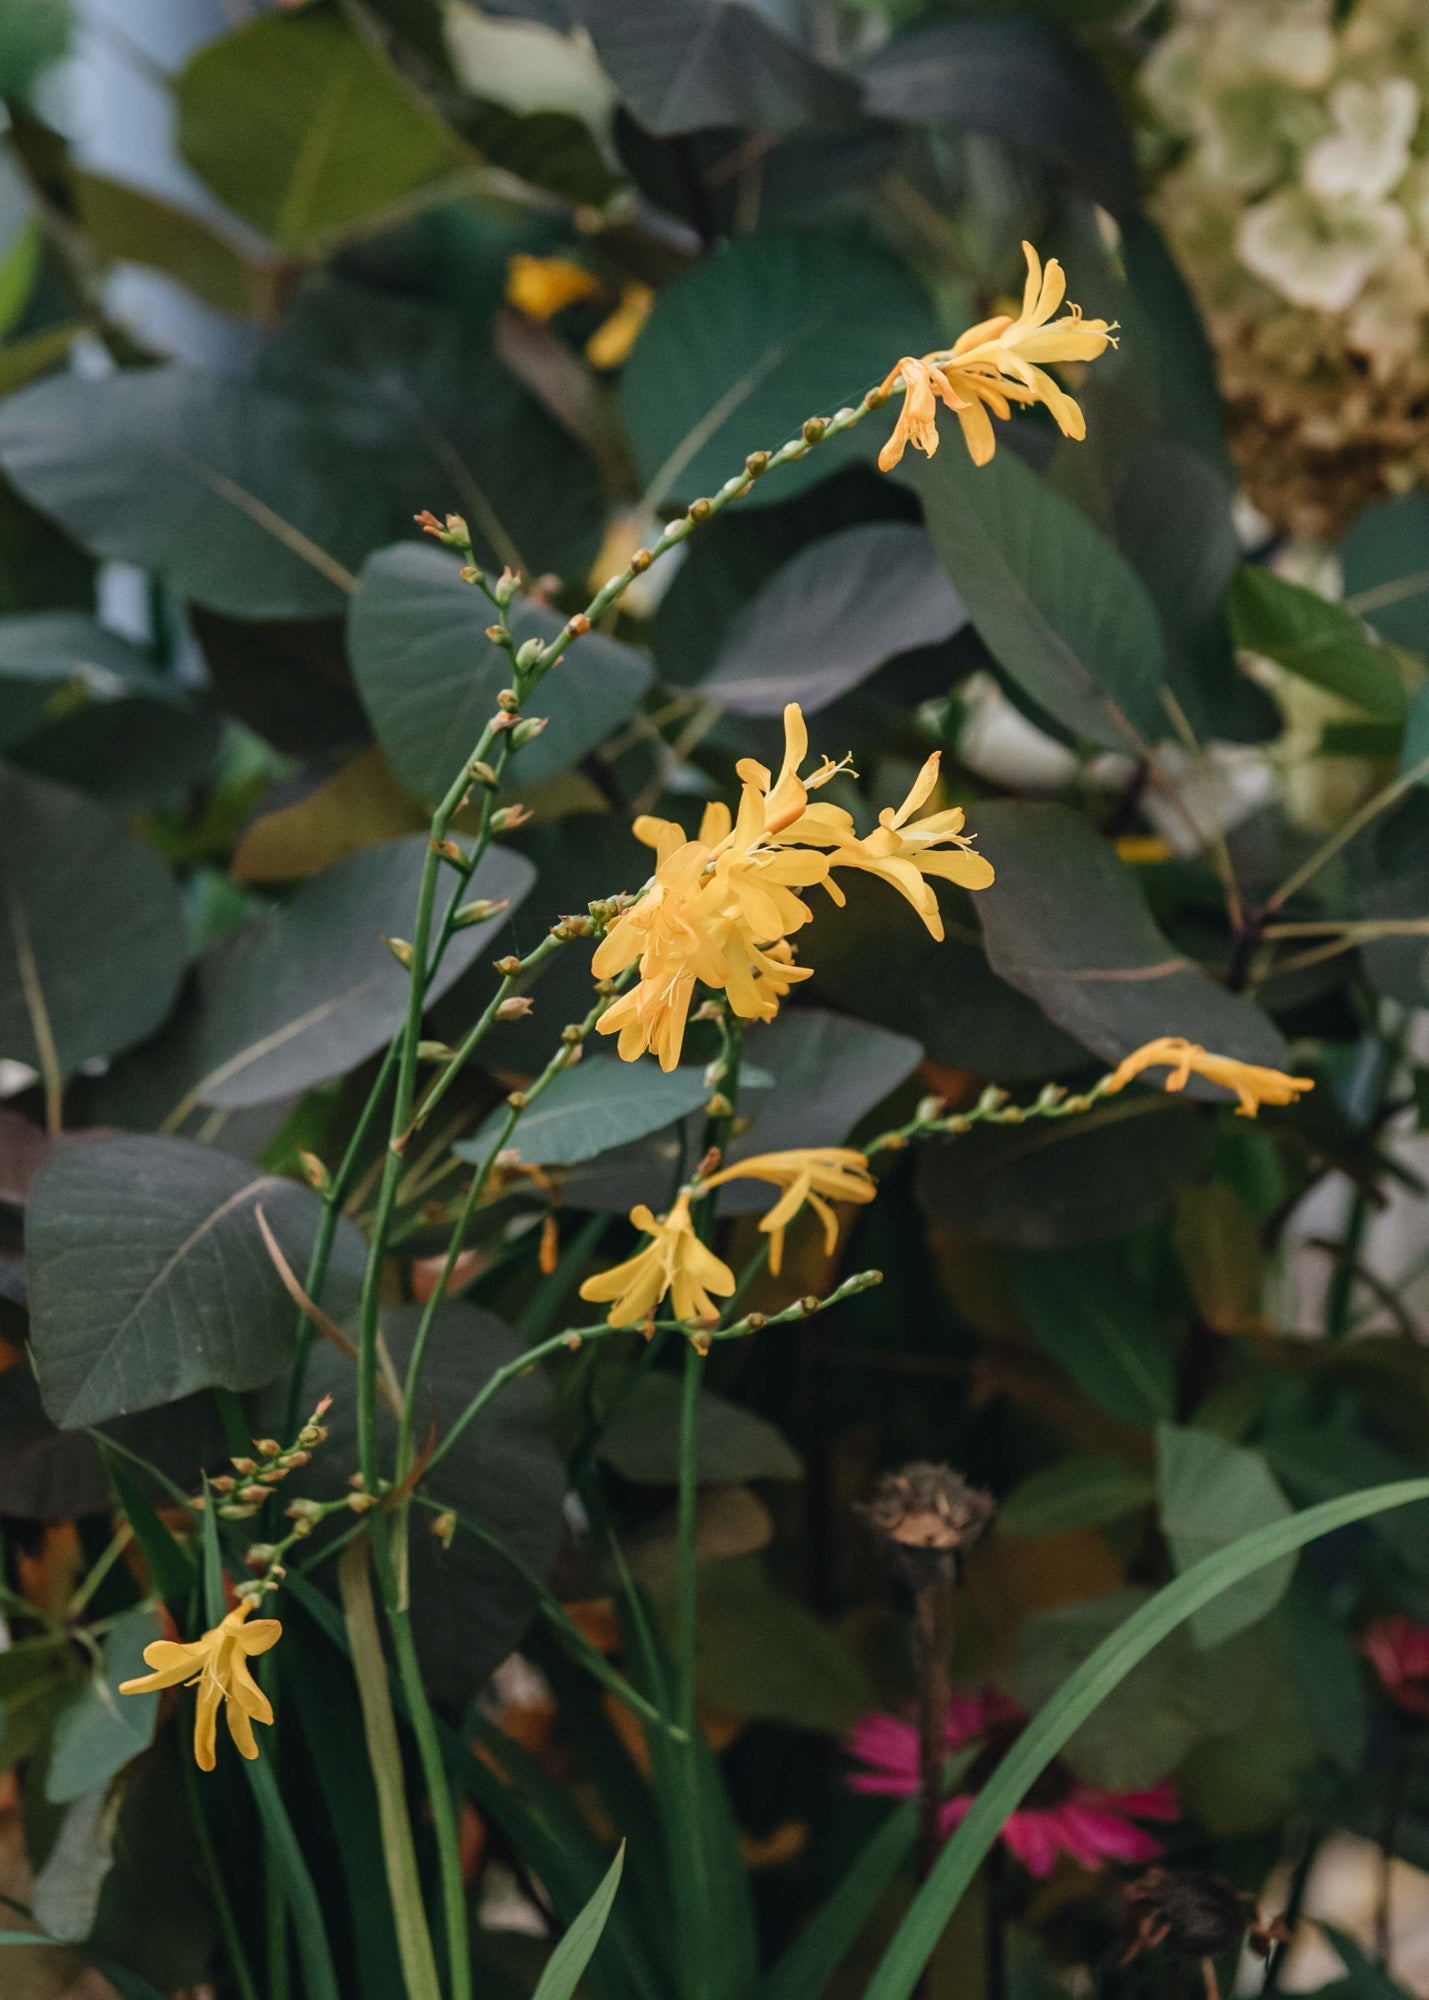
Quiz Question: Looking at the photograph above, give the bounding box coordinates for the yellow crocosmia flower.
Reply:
[1103,1037,1315,1119]
[505,252,603,322]
[579,1190,736,1326]
[701,1147,875,1274]
[877,242,1116,471]
[824,754,995,939]
[585,282,654,368]
[119,1600,281,1772]
[876,354,968,473]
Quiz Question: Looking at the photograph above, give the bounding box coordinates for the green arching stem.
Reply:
[676,1336,704,1745]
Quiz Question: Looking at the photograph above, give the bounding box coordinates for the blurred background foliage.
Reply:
[0,0,1428,1997]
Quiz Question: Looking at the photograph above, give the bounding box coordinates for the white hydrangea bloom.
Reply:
[1304,78,1420,202]
[1238,187,1408,310]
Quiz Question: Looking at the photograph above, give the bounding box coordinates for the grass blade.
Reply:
[532,1843,626,2000]
[862,1478,1429,2000]
[337,1538,443,2000]
[763,1801,917,2000]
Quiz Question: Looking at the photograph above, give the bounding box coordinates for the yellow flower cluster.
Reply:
[504,252,654,369]
[878,242,1117,471]
[1106,1037,1315,1119]
[593,704,993,1072]
[579,1148,876,1328]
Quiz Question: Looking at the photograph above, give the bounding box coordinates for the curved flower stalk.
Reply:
[877,242,1118,471]
[593,704,996,1070]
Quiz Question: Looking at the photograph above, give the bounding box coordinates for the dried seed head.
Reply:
[1120,1870,1285,1965]
[858,1462,995,1589]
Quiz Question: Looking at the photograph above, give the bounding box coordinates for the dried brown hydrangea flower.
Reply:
[858,1462,996,1589]
[1121,1867,1291,2000]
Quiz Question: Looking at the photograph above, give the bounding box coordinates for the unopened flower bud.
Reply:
[298,1149,329,1193]
[496,688,520,712]
[494,955,523,976]
[287,1498,325,1522]
[219,1502,259,1520]
[211,1475,236,1494]
[348,1490,378,1513]
[496,996,533,1020]
[704,1092,733,1119]
[510,714,548,748]
[245,1543,278,1572]
[553,912,591,938]
[688,498,713,522]
[506,1089,528,1110]
[802,416,827,444]
[431,1509,457,1548]
[299,1423,328,1449]
[231,1457,257,1477]
[493,568,519,605]
[347,1473,367,1492]
[469,760,500,788]
[515,638,544,672]
[744,1312,767,1331]
[238,1484,269,1506]
[382,935,414,969]
[630,548,653,573]
[431,837,465,864]
[452,897,510,929]
[254,1439,282,1459]
[564,614,591,640]
[745,450,770,477]
[858,1463,995,1590]
[561,1024,585,1045]
[491,803,532,832]
[285,1448,311,1469]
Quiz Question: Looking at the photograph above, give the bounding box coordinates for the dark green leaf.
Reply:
[46,1606,161,1806]
[73,171,274,317]
[577,0,859,135]
[0,766,186,1083]
[598,1373,802,1483]
[13,695,222,809]
[972,800,1292,1074]
[26,1133,366,1425]
[462,1056,711,1170]
[176,11,472,252]
[700,522,963,716]
[809,872,1085,1081]
[532,1843,625,2000]
[1156,1423,1294,1646]
[350,545,650,804]
[861,15,1137,219]
[0,0,67,96]
[763,1800,917,2000]
[916,1095,1212,1248]
[1006,1245,1176,1428]
[904,442,1165,753]
[1230,566,1407,721]
[999,1455,1154,1536]
[622,229,938,509]
[171,836,534,1110]
[1342,490,1429,654]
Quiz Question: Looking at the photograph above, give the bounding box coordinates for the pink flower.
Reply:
[1362,1616,1429,1720]
[845,1688,1179,1879]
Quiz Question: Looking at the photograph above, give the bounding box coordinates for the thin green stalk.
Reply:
[676,1337,703,1741]
[373,1530,472,2000]
[182,1751,261,2000]
[410,925,569,1136]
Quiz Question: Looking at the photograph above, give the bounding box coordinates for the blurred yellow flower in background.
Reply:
[505,252,602,321]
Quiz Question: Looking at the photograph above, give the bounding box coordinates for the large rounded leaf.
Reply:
[172,836,536,1110]
[25,1134,367,1426]
[309,1304,565,1703]
[903,442,1166,753]
[700,522,964,716]
[622,230,939,509]
[972,800,1290,1074]
[176,11,473,253]
[0,767,185,1084]
[349,544,651,803]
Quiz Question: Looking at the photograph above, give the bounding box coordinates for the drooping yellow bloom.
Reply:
[819,754,995,940]
[876,355,968,473]
[701,1148,875,1273]
[586,282,654,368]
[579,1191,736,1326]
[119,1600,281,1772]
[505,253,603,321]
[1103,1037,1315,1119]
[878,242,1117,470]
